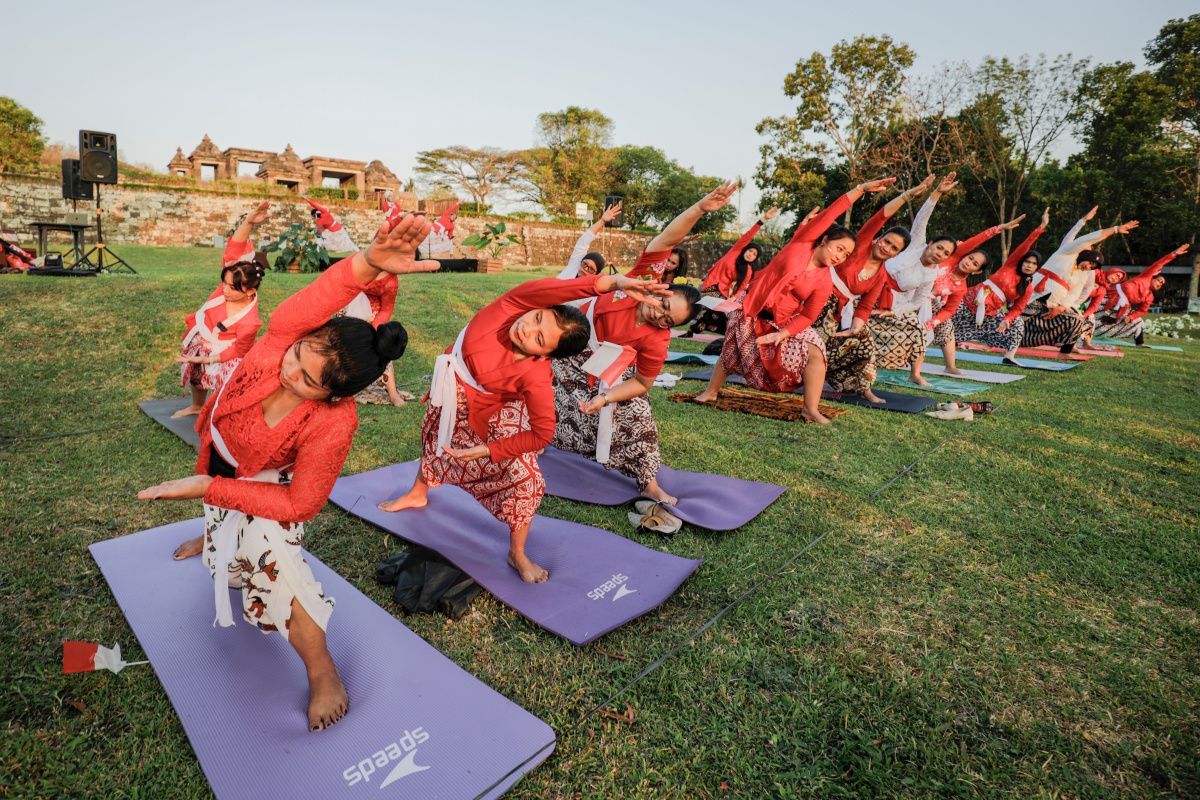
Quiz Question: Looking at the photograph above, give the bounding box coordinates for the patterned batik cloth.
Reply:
[868,311,926,369]
[1021,300,1091,348]
[202,472,334,642]
[419,380,545,533]
[551,352,661,491]
[1091,315,1144,341]
[929,298,957,350]
[720,308,825,393]
[949,304,1025,353]
[814,297,877,394]
[180,337,240,392]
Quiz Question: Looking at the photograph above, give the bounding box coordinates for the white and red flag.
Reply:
[582,341,637,387]
[63,641,148,675]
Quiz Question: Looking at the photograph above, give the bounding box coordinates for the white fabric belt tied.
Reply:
[975,280,1006,325]
[430,326,490,452]
[182,295,257,360]
[828,268,858,330]
[1113,283,1130,313]
[581,299,622,465]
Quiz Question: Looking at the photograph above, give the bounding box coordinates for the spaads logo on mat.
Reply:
[343,728,431,789]
[587,573,637,601]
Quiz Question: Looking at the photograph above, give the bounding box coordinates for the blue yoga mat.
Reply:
[90,519,555,800]
[330,463,701,645]
[1092,338,1184,352]
[678,370,938,413]
[923,348,1077,371]
[665,350,720,366]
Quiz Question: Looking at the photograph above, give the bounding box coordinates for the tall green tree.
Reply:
[0,97,45,174]
[608,145,735,234]
[755,35,914,221]
[517,106,614,217]
[413,146,523,211]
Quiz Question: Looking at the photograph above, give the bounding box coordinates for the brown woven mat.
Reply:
[669,386,848,422]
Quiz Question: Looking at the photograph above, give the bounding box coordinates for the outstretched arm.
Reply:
[557,201,623,279]
[1058,206,1095,250]
[946,215,1024,267]
[1000,208,1049,271]
[701,209,777,291]
[646,181,738,253]
[223,200,270,265]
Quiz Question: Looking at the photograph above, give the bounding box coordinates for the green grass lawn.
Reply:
[2,246,1198,799]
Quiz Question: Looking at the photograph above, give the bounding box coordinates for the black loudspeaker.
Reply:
[603,194,624,227]
[61,159,94,200]
[78,130,118,184]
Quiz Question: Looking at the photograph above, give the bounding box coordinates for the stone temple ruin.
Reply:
[167,135,404,198]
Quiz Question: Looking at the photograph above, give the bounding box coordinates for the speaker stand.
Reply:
[67,185,136,274]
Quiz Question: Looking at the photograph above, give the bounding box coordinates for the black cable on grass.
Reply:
[473,430,964,799]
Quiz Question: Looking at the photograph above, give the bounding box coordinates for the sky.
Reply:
[6,0,1194,224]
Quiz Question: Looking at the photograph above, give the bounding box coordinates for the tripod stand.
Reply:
[68,184,136,273]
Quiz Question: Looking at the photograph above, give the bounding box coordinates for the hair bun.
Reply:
[374,321,408,364]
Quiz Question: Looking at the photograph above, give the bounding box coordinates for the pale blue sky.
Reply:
[6,0,1194,222]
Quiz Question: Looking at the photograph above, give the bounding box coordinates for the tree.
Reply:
[756,35,914,221]
[414,146,523,210]
[0,97,45,174]
[1145,14,1200,245]
[958,54,1089,256]
[517,106,614,216]
[607,146,735,234]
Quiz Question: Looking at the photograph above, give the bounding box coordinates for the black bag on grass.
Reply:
[376,548,483,620]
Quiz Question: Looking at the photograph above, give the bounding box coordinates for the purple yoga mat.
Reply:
[90,519,555,800]
[539,446,785,531]
[330,463,702,645]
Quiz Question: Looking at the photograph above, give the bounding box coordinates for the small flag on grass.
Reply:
[63,641,148,675]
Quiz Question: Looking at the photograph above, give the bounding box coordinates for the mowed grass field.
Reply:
[1,246,1198,799]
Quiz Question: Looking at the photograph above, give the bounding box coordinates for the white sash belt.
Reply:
[183,295,257,359]
[975,280,1006,325]
[582,300,622,465]
[1113,283,1130,314]
[430,326,490,451]
[828,268,858,331]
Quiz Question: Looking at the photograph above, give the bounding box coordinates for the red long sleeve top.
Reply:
[742,193,852,336]
[435,202,460,239]
[701,221,762,297]
[580,295,670,380]
[964,224,1044,323]
[830,204,896,323]
[362,273,398,328]
[625,248,672,281]
[457,275,605,461]
[928,226,1003,326]
[1108,252,1174,320]
[197,257,371,522]
[182,239,263,361]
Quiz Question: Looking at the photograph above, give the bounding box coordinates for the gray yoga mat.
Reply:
[138,397,201,450]
[538,446,785,530]
[90,518,555,800]
[924,348,1078,371]
[678,370,938,414]
[665,350,720,366]
[919,364,1025,384]
[330,463,702,645]
[1092,338,1183,352]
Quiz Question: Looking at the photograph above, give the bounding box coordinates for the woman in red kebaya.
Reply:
[172,206,267,418]
[138,208,436,733]
[693,178,896,423]
[1093,244,1188,344]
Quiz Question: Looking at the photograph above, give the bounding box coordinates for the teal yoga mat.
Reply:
[875,369,988,396]
[1092,338,1184,352]
[924,348,1077,372]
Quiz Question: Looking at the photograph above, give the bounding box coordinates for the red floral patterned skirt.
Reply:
[720,308,825,393]
[180,337,239,392]
[419,381,545,532]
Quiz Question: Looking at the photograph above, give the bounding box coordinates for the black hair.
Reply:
[548,304,591,359]
[818,224,855,244]
[671,284,704,324]
[733,242,765,289]
[581,251,606,273]
[307,317,408,398]
[962,249,989,270]
[927,235,957,249]
[1014,249,1042,295]
[1076,249,1103,267]
[877,225,913,250]
[665,247,690,279]
[221,256,267,292]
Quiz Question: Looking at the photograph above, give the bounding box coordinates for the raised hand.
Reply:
[800,206,822,226]
[1083,205,1098,222]
[698,181,739,213]
[911,173,936,195]
[935,172,958,194]
[762,206,781,222]
[1041,207,1051,227]
[1116,220,1139,234]
[365,214,440,274]
[856,177,897,194]
[246,200,270,226]
[612,274,672,303]
[601,200,623,223]
[1174,243,1190,256]
[138,474,213,501]
[1000,214,1026,231]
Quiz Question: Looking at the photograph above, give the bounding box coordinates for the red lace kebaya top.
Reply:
[181,240,263,361]
[964,224,1045,323]
[702,221,762,298]
[362,273,398,328]
[927,226,1003,326]
[197,257,370,522]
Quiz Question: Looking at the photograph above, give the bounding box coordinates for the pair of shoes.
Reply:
[926,404,974,421]
[654,373,680,389]
[628,500,682,536]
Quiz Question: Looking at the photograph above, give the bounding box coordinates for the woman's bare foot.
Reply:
[909,374,932,387]
[641,479,677,506]
[307,667,349,732]
[170,405,203,419]
[693,390,719,404]
[173,534,204,560]
[862,389,887,404]
[378,491,427,512]
[801,408,832,424]
[944,367,965,376]
[508,552,549,583]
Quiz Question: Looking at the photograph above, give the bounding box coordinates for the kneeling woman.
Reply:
[694,178,894,423]
[138,209,436,733]
[1093,244,1188,343]
[552,187,726,504]
[378,264,672,584]
[172,206,267,418]
[688,206,781,336]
